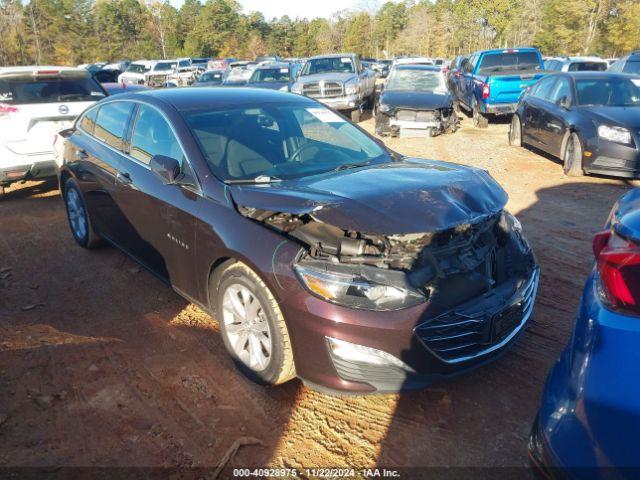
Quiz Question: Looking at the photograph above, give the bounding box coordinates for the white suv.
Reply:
[0,66,106,196]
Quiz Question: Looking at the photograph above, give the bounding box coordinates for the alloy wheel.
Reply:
[66,188,87,241]
[222,283,272,372]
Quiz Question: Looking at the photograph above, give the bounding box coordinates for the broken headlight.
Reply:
[500,210,531,252]
[294,263,425,311]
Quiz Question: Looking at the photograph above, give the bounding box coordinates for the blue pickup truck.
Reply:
[455,48,546,128]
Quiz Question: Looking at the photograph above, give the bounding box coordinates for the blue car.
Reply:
[530,188,640,478]
[455,48,546,128]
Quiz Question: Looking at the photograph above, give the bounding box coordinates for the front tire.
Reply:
[509,114,523,147]
[63,178,101,248]
[562,132,584,177]
[214,262,296,386]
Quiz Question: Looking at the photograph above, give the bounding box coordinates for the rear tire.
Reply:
[472,99,489,128]
[509,114,523,147]
[350,109,361,123]
[562,132,584,177]
[63,178,101,248]
[214,262,296,386]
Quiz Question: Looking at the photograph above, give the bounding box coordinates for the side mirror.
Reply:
[150,154,181,184]
[557,96,571,109]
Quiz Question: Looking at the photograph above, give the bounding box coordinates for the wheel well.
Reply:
[206,257,237,314]
[559,128,578,158]
[59,170,72,194]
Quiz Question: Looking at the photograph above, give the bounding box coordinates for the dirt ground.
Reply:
[1,113,637,475]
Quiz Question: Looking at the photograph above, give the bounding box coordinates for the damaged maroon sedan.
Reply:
[59,88,538,393]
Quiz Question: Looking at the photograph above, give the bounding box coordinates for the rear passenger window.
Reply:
[531,77,557,101]
[94,102,134,151]
[79,107,99,134]
[130,105,184,165]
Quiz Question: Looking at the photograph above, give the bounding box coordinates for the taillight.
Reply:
[0,103,18,117]
[482,83,490,100]
[595,231,640,315]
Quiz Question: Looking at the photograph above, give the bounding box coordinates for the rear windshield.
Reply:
[623,61,640,74]
[250,68,290,83]
[568,62,607,72]
[126,64,149,74]
[576,77,640,107]
[155,62,176,72]
[477,51,541,74]
[0,76,105,105]
[199,72,223,82]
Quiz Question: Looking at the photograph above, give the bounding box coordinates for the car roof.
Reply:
[396,64,441,72]
[0,65,87,76]
[555,71,638,80]
[477,48,538,55]
[255,62,290,70]
[307,53,356,60]
[118,87,316,111]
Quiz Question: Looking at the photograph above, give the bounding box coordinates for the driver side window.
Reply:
[549,78,572,105]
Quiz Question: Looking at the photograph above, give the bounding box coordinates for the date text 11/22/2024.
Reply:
[232,468,401,478]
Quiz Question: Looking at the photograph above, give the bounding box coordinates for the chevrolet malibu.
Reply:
[58,88,539,393]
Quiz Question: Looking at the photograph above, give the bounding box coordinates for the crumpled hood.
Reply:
[380,90,453,110]
[228,159,508,234]
[582,106,640,130]
[297,72,358,84]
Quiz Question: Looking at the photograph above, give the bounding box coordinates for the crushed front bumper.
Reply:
[315,94,363,111]
[283,266,539,393]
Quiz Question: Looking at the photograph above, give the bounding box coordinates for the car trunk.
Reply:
[2,102,93,156]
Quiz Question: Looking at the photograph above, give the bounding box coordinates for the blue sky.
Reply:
[168,0,387,19]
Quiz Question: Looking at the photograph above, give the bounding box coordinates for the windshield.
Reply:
[576,78,640,107]
[154,62,176,72]
[127,63,149,74]
[623,62,640,74]
[0,76,105,104]
[477,51,540,73]
[386,69,445,92]
[184,104,390,182]
[302,57,355,75]
[199,72,223,82]
[250,68,290,83]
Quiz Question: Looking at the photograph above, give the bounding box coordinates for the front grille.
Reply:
[396,109,438,122]
[414,268,539,363]
[302,81,344,98]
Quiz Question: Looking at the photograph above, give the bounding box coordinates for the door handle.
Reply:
[116,171,132,185]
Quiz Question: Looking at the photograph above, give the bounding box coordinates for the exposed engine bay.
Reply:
[238,205,536,310]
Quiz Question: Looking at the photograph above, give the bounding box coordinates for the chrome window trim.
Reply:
[77,98,203,195]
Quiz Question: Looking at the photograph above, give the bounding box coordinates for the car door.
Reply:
[541,76,573,155]
[72,101,136,243]
[113,102,203,293]
[522,76,558,148]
